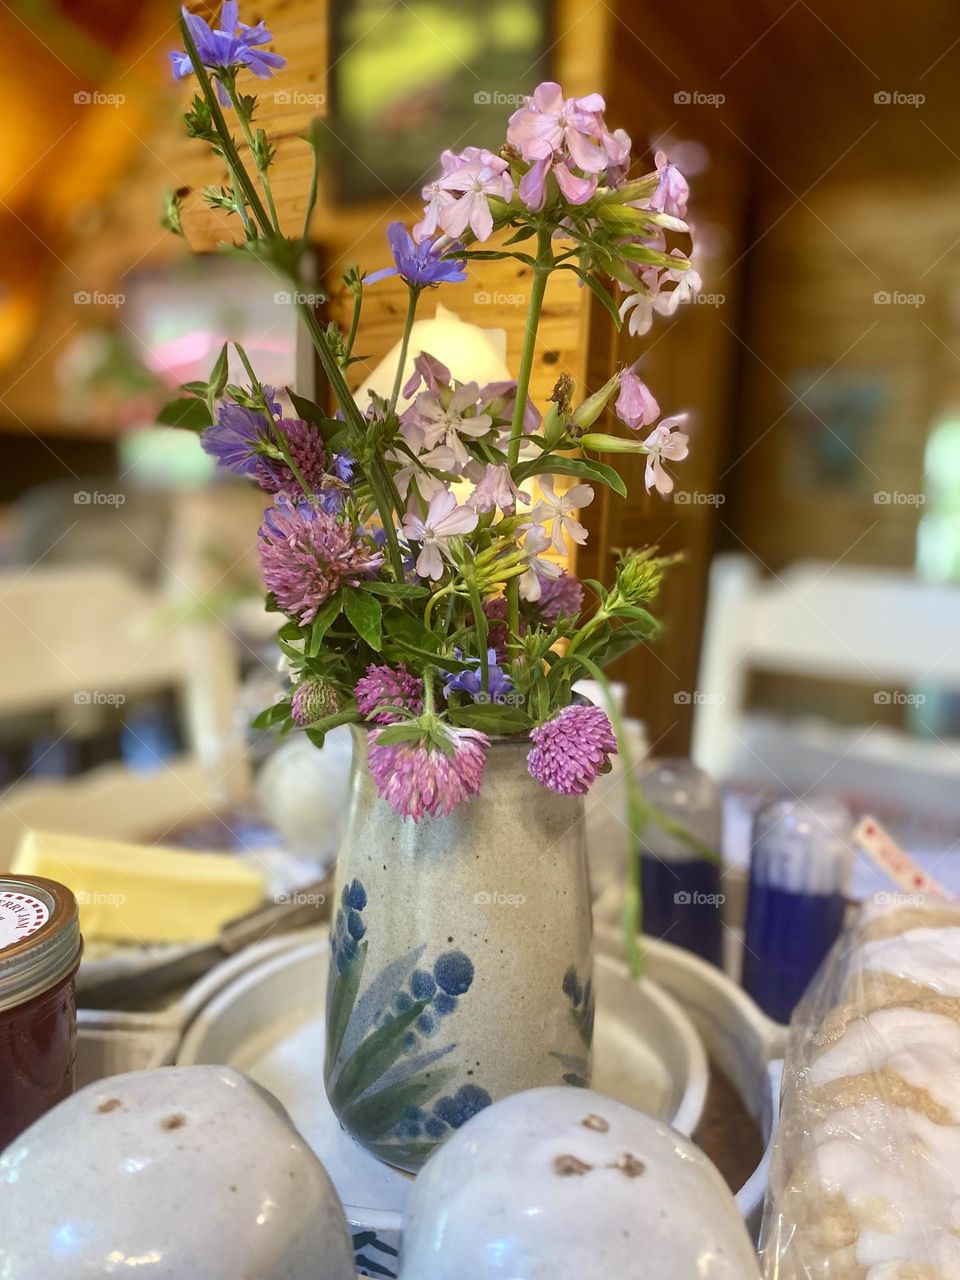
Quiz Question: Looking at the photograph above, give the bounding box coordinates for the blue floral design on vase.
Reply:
[324,878,492,1171]
[549,963,594,1087]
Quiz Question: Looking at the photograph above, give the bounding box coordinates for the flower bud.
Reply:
[571,372,621,432]
[291,678,340,727]
[615,547,680,605]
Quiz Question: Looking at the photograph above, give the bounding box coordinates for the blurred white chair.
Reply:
[0,565,247,866]
[691,555,960,828]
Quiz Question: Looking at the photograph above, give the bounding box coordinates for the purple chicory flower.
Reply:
[202,399,327,494]
[330,451,354,483]
[414,147,513,245]
[615,368,660,431]
[258,494,384,624]
[367,723,489,820]
[535,571,584,623]
[442,649,513,702]
[401,489,479,580]
[171,3,285,103]
[200,399,267,476]
[527,704,618,796]
[366,222,467,289]
[643,414,690,496]
[355,663,424,725]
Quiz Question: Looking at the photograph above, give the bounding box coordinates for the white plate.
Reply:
[177,930,707,1274]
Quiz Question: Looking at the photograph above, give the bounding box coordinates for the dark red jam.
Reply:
[0,876,81,1150]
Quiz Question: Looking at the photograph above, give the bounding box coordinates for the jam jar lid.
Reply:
[0,876,81,1014]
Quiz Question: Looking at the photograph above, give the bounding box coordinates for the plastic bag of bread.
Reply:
[760,897,960,1280]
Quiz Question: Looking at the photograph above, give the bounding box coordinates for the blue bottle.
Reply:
[639,759,724,966]
[742,796,852,1024]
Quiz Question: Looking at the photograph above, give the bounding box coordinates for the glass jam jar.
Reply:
[0,875,82,1150]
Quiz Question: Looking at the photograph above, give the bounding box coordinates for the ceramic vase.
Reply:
[324,727,594,1173]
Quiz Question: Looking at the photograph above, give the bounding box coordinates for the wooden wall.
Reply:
[1,0,610,432]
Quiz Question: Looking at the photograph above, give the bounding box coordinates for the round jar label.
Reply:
[0,892,50,951]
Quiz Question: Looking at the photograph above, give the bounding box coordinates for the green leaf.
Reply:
[342,1067,455,1141]
[363,581,430,600]
[384,639,473,671]
[250,700,292,730]
[343,589,382,651]
[309,593,343,656]
[325,939,367,1074]
[330,1000,427,1109]
[514,454,627,499]
[157,397,212,430]
[447,704,533,735]
[575,271,623,328]
[286,389,326,426]
[206,342,229,417]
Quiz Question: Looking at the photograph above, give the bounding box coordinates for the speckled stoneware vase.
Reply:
[324,726,594,1173]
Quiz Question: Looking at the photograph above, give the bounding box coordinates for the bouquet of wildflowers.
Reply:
[164,6,701,827]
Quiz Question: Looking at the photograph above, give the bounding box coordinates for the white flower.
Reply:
[518,525,562,601]
[643,414,690,496]
[528,475,594,554]
[389,443,457,503]
[653,251,702,318]
[619,290,656,337]
[401,489,479,580]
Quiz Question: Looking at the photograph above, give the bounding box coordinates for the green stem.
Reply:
[177,15,272,235]
[466,579,490,694]
[505,229,553,654]
[226,82,281,233]
[367,458,405,580]
[424,583,457,630]
[390,286,421,412]
[303,144,320,243]
[507,230,552,467]
[343,283,363,363]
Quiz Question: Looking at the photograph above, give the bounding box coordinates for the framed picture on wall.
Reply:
[328,0,552,203]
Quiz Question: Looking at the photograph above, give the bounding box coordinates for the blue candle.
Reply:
[639,759,724,966]
[742,796,852,1024]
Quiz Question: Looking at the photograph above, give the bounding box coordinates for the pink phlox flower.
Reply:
[405,381,492,468]
[467,463,528,515]
[415,147,512,245]
[402,351,452,401]
[615,367,660,431]
[479,381,542,434]
[648,150,690,220]
[508,82,611,172]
